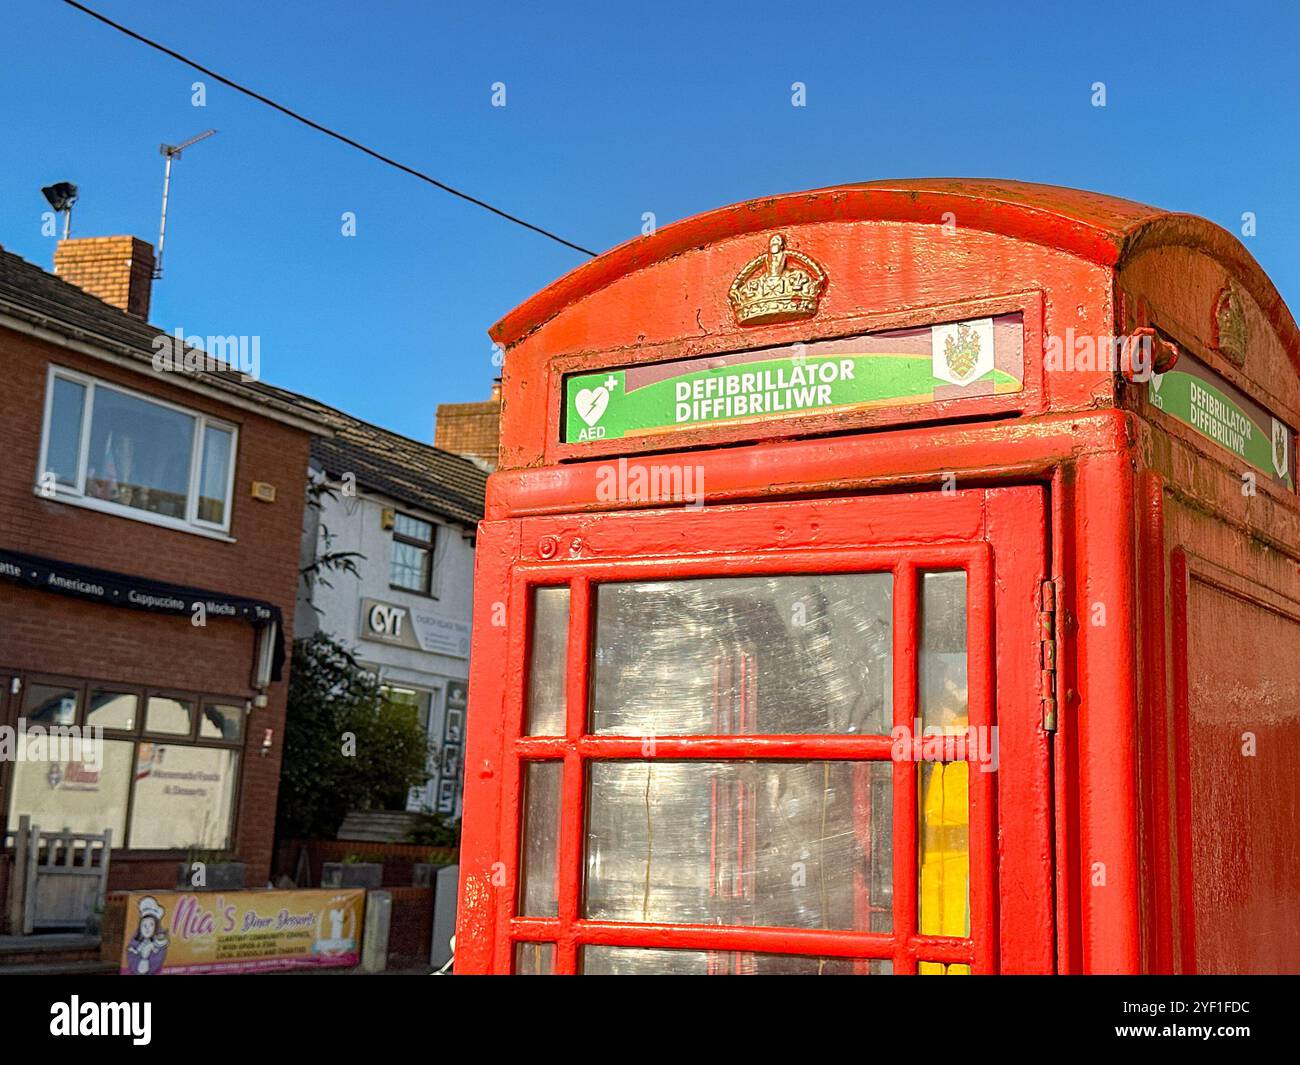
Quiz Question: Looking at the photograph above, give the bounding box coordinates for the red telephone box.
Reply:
[456,179,1300,975]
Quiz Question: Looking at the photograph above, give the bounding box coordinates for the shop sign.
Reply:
[119,888,365,975]
[0,548,285,679]
[563,314,1024,444]
[360,598,471,658]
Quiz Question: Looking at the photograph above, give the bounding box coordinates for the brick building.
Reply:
[0,236,332,928]
[434,379,501,470]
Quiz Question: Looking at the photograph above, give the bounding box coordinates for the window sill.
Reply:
[32,487,237,543]
[388,584,439,601]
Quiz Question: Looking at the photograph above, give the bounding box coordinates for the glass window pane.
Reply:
[582,946,891,975]
[394,512,434,543]
[920,961,971,975]
[920,571,968,733]
[85,386,196,520]
[87,689,138,731]
[519,762,562,917]
[145,695,193,736]
[382,686,418,717]
[515,942,555,974]
[45,376,86,486]
[390,541,430,591]
[592,574,893,736]
[128,745,239,849]
[197,425,232,525]
[5,737,133,838]
[918,760,970,941]
[199,702,244,743]
[526,587,569,736]
[586,761,892,931]
[23,683,78,725]
[380,686,430,732]
[918,571,971,942]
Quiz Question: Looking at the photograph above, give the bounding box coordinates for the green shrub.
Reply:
[276,633,433,840]
[405,812,461,848]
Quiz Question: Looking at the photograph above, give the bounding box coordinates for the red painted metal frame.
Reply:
[1167,546,1199,974]
[464,179,1300,976]
[1139,473,1175,974]
[459,420,1130,975]
[463,175,1300,975]
[1167,547,1199,974]
[1166,547,1300,973]
[489,180,1300,376]
[985,486,1053,973]
[1069,452,1140,974]
[459,488,1050,974]
[486,410,1130,522]
[507,548,986,975]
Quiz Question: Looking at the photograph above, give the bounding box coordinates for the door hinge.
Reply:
[1037,578,1059,733]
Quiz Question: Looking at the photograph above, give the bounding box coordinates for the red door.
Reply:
[458,485,1053,974]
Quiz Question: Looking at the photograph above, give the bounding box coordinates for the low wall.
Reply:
[274,839,457,890]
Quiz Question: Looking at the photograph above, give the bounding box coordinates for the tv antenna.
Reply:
[41,183,79,238]
[155,128,217,279]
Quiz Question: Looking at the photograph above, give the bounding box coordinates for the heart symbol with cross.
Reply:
[575,386,610,427]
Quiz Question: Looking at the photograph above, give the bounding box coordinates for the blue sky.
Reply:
[2,0,1297,442]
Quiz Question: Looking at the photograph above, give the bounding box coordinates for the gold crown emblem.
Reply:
[728,234,826,326]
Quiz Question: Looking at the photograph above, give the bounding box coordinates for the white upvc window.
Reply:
[37,365,239,535]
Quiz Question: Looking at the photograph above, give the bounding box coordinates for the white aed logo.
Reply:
[368,602,407,639]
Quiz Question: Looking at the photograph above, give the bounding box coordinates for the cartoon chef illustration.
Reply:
[125,895,169,975]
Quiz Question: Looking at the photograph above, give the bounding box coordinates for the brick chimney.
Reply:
[54,236,156,319]
[435,378,502,470]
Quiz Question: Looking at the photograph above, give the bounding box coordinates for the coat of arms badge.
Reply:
[1272,417,1290,480]
[931,318,995,387]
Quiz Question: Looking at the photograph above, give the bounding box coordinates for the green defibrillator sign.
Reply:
[564,315,1024,445]
[1148,355,1294,490]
